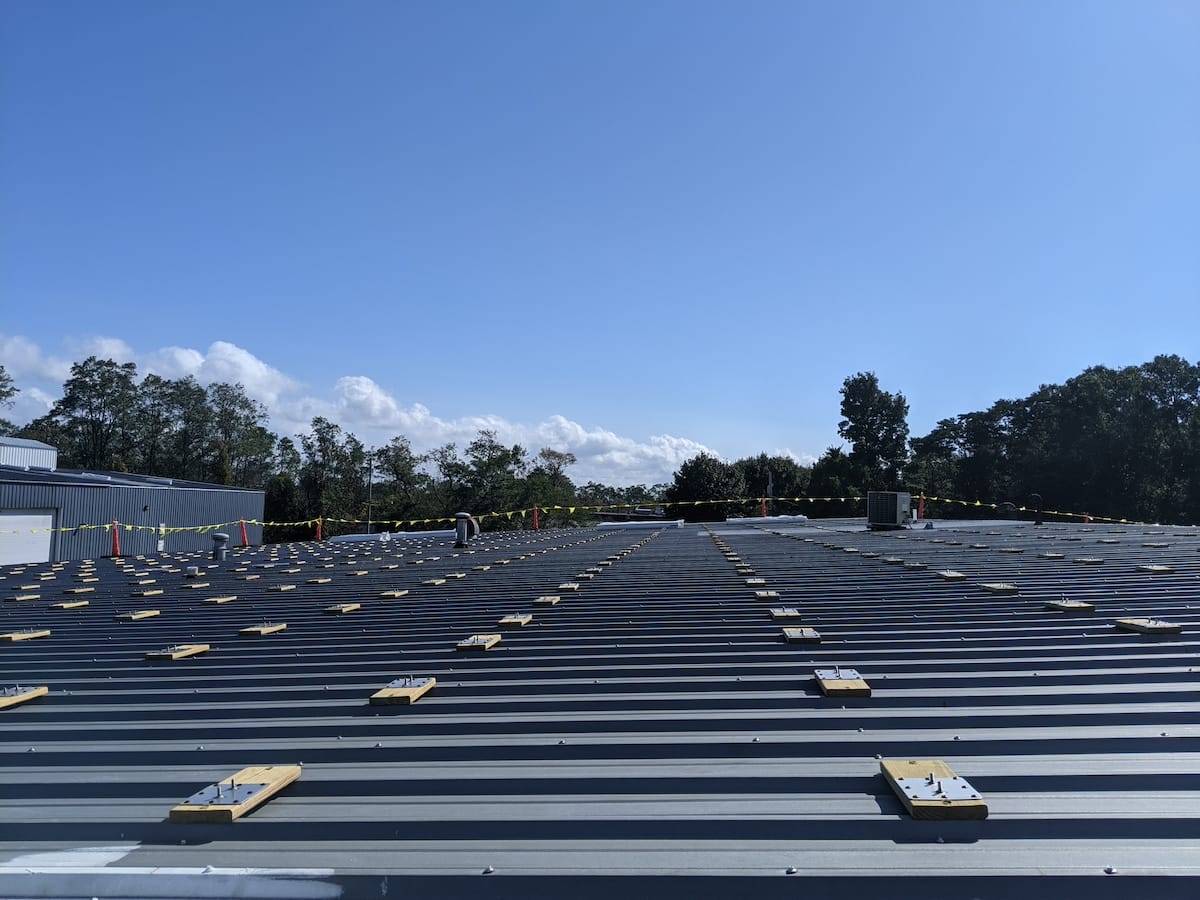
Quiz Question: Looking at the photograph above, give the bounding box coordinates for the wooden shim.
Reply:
[979,582,1019,594]
[558,582,580,591]
[457,633,501,651]
[146,643,210,660]
[269,584,297,592]
[0,685,49,710]
[325,603,361,614]
[240,623,287,636]
[446,572,466,579]
[783,626,821,644]
[534,595,561,605]
[880,759,988,820]
[308,577,332,584]
[132,589,164,597]
[369,676,436,705]
[169,764,302,824]
[379,590,410,599]
[815,668,871,697]
[116,609,160,621]
[8,594,39,602]
[181,582,211,589]
[51,600,89,609]
[499,613,532,626]
[1114,617,1182,634]
[65,586,95,595]
[422,578,447,586]
[204,595,237,604]
[1,630,50,642]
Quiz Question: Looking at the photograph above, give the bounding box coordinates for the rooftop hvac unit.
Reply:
[867,491,911,530]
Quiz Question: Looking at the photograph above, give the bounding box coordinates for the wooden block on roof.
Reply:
[998,547,1024,554]
[935,570,966,581]
[370,675,435,705]
[861,551,880,558]
[1114,617,1182,634]
[238,574,261,581]
[51,600,90,609]
[422,578,447,586]
[181,582,210,589]
[132,588,164,597]
[307,577,332,584]
[769,607,802,619]
[1045,599,1095,612]
[1038,552,1065,559]
[457,633,501,651]
[499,613,532,627]
[472,565,491,571]
[1,629,50,642]
[880,759,988,820]
[815,667,871,697]
[574,572,595,580]
[745,577,767,586]
[1143,542,1169,549]
[882,557,904,565]
[269,584,298,593]
[534,595,561,606]
[1073,557,1104,565]
[446,572,466,579]
[8,594,39,602]
[783,626,821,644]
[1136,564,1174,574]
[0,685,49,710]
[146,643,210,660]
[755,590,781,600]
[169,764,301,824]
[240,622,287,636]
[77,576,100,583]
[204,595,237,604]
[325,603,360,615]
[347,570,368,577]
[558,582,581,591]
[903,561,927,570]
[117,609,160,621]
[979,582,1019,594]
[379,589,410,599]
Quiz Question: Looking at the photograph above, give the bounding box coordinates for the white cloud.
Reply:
[0,334,770,485]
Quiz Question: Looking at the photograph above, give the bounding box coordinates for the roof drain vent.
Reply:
[211,532,229,562]
[454,512,479,548]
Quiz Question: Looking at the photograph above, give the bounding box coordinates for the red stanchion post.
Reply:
[533,505,539,531]
[761,498,767,518]
[315,517,323,540]
[918,492,925,520]
[111,519,121,557]
[239,519,249,547]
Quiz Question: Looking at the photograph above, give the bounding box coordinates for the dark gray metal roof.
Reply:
[1,520,1199,899]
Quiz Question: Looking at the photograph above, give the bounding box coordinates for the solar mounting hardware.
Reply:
[755,590,781,600]
[8,594,39,602]
[379,590,410,599]
[979,583,1019,594]
[457,633,501,651]
[935,570,966,581]
[882,557,904,565]
[238,574,262,581]
[769,607,803,619]
[499,613,532,626]
[1073,557,1105,565]
[783,627,821,644]
[814,667,871,697]
[558,583,581,591]
[903,562,927,570]
[534,595,561,606]
[1045,599,1095,612]
[240,622,287,637]
[51,600,89,609]
[116,609,161,621]
[146,643,210,660]
[422,578,447,586]
[745,577,767,586]
[1,685,49,710]
[308,577,332,584]
[269,584,297,592]
[1114,617,1182,634]
[1136,564,1174,574]
[370,675,436,705]
[998,547,1024,554]
[574,573,595,580]
[446,572,467,579]
[203,595,237,604]
[880,759,987,820]
[325,603,361,615]
[64,586,95,595]
[1038,552,1065,559]
[1,629,51,642]
[180,582,210,589]
[347,571,368,577]
[861,552,880,558]
[169,764,301,823]
[131,589,164,597]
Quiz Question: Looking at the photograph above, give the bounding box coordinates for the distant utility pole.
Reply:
[365,455,374,535]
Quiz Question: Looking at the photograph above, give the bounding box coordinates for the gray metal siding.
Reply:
[0,480,263,560]
[1,521,1198,899]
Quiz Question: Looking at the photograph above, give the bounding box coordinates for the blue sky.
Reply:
[2,1,1197,485]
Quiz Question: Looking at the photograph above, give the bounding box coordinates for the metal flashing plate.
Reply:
[894,775,982,802]
[814,667,861,681]
[182,782,265,806]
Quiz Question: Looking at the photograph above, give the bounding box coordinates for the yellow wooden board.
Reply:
[369,676,436,705]
[8,594,39,602]
[204,595,237,604]
[238,574,261,581]
[181,582,211,589]
[347,570,368,577]
[745,577,767,586]
[558,583,581,591]
[534,595,561,605]
[499,614,532,626]
[457,633,501,651]
[117,609,160,621]
[132,589,164,597]
[0,685,49,710]
[816,670,871,697]
[446,572,466,579]
[379,590,410,599]
[308,577,332,584]
[146,643,210,660]
[1,630,50,642]
[1114,617,1182,634]
[880,759,988,820]
[269,584,297,592]
[754,590,781,600]
[169,764,301,823]
[51,600,89,609]
[1045,599,1095,612]
[240,623,287,636]
[325,603,361,614]
[422,578,447,586]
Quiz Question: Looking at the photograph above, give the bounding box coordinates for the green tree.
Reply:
[663,453,746,522]
[0,365,17,434]
[206,382,275,488]
[837,372,909,489]
[733,453,811,514]
[48,357,139,469]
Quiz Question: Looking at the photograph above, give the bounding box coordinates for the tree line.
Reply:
[4,353,1199,529]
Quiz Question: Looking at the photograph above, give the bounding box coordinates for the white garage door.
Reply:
[0,513,54,565]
